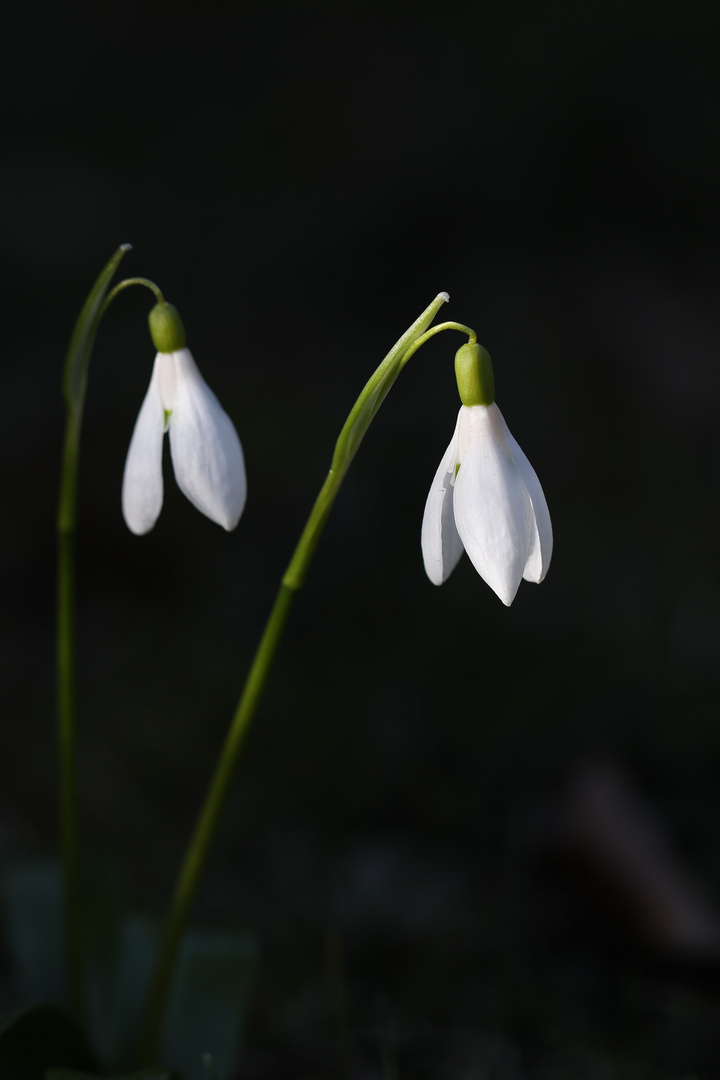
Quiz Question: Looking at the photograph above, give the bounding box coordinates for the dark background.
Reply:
[4,1,720,1076]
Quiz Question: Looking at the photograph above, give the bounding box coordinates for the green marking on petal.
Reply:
[454,463,461,478]
[163,408,172,429]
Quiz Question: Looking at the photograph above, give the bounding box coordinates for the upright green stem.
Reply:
[55,243,137,1019]
[57,410,83,1019]
[139,294,475,1061]
[139,470,341,1061]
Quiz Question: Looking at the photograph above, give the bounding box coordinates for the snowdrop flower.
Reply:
[421,341,552,605]
[122,301,247,535]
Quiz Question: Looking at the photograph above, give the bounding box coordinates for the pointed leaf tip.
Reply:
[63,245,132,411]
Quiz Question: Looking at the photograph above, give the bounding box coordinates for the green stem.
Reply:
[139,295,475,1061]
[101,277,165,314]
[56,244,151,1020]
[138,582,297,1061]
[57,410,83,1019]
[399,320,477,362]
[138,470,343,1060]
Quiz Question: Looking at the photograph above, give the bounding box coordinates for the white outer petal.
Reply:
[505,429,553,583]
[491,406,553,583]
[167,349,247,530]
[121,354,166,535]
[421,411,465,585]
[453,405,534,606]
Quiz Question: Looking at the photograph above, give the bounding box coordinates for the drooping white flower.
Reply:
[421,343,552,605]
[122,302,246,535]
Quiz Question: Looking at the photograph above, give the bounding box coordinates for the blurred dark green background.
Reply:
[4,1,720,1075]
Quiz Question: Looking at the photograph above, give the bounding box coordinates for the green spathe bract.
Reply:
[148,303,187,353]
[454,341,495,406]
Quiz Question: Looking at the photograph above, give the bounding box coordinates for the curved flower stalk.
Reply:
[57,243,133,1021]
[421,342,552,605]
[138,290,457,1062]
[122,303,246,535]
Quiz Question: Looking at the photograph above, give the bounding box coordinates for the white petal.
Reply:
[167,349,247,530]
[453,405,534,606]
[498,413,553,583]
[121,355,166,535]
[421,412,465,585]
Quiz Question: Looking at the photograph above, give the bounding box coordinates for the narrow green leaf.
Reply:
[0,1006,97,1080]
[64,863,160,1072]
[160,930,258,1080]
[0,861,161,1074]
[63,244,131,412]
[1,861,67,1010]
[110,916,161,1070]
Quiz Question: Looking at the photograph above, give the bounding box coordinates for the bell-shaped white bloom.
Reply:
[421,403,552,605]
[122,348,247,535]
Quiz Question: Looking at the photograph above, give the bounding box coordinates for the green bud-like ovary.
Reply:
[454,342,495,406]
[148,302,187,353]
